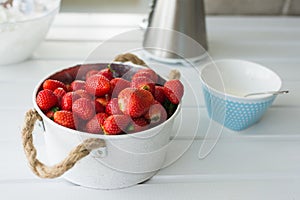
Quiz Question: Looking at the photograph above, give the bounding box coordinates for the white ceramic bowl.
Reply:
[200,59,282,131]
[33,63,181,189]
[0,1,60,65]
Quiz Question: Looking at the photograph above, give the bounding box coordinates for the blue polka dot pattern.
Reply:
[202,87,275,131]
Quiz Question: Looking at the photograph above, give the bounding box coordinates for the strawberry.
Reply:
[154,86,166,104]
[45,106,59,120]
[131,76,155,95]
[65,84,72,92]
[53,87,66,106]
[105,98,122,115]
[118,88,154,118]
[74,89,92,100]
[94,100,105,113]
[43,79,67,92]
[98,68,114,80]
[86,74,111,97]
[127,117,149,133]
[110,78,131,97]
[102,115,131,135]
[145,102,167,126]
[36,89,58,111]
[61,92,81,111]
[53,110,75,129]
[132,69,158,83]
[70,80,86,91]
[95,95,111,107]
[72,98,95,120]
[85,113,108,134]
[163,79,184,104]
[85,70,99,80]
[73,115,86,132]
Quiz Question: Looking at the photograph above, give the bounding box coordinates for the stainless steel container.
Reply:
[143,0,208,62]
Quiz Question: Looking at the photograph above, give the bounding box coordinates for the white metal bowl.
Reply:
[33,63,181,189]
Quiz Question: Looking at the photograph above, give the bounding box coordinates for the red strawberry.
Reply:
[53,87,66,106]
[85,113,108,134]
[86,74,111,97]
[145,102,167,126]
[85,70,99,80]
[94,100,105,113]
[106,98,122,115]
[53,110,75,129]
[72,98,95,120]
[132,69,158,83]
[70,80,86,91]
[164,79,184,104]
[36,89,58,111]
[95,95,111,107]
[127,117,149,133]
[118,88,154,118]
[154,86,166,104]
[98,68,114,80]
[45,106,59,120]
[43,79,67,92]
[74,89,92,100]
[61,92,81,111]
[131,76,155,95]
[102,115,131,135]
[73,115,86,132]
[110,78,131,97]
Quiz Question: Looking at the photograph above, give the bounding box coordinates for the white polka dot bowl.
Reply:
[199,59,282,131]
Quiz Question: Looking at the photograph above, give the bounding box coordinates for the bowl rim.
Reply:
[33,62,181,140]
[199,59,282,101]
[0,1,60,26]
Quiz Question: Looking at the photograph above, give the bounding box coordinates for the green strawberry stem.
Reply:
[107,64,117,78]
[51,106,60,112]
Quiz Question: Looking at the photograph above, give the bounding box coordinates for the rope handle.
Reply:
[22,53,180,179]
[22,109,105,178]
[114,53,181,80]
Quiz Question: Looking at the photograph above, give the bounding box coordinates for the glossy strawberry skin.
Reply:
[131,76,155,95]
[154,86,166,104]
[53,87,66,107]
[86,74,111,97]
[61,92,81,111]
[98,68,114,81]
[105,98,123,115]
[132,69,158,83]
[85,70,99,80]
[118,88,154,118]
[94,100,105,113]
[102,115,131,135]
[85,113,108,134]
[70,80,86,91]
[163,79,184,104]
[74,89,92,100]
[95,95,111,107]
[72,98,95,120]
[36,89,58,111]
[43,79,67,92]
[127,117,149,133]
[145,102,167,126]
[53,110,75,129]
[110,78,131,97]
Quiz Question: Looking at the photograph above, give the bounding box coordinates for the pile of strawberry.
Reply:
[36,66,184,135]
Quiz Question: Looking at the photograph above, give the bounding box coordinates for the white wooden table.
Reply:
[1,13,300,199]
